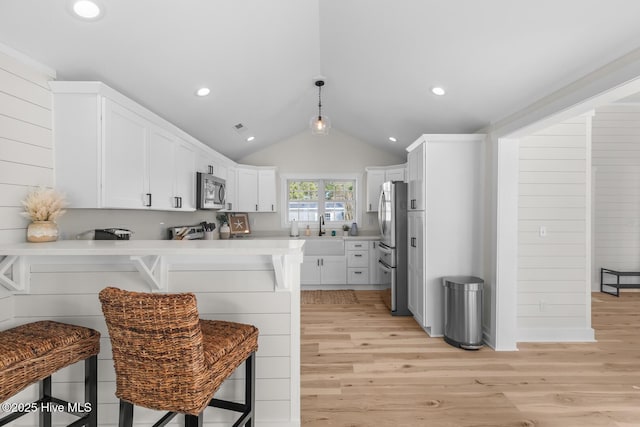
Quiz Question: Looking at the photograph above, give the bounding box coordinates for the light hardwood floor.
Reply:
[301,291,640,426]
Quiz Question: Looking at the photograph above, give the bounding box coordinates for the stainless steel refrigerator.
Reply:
[377,181,410,316]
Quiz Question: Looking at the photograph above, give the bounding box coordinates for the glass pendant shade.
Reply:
[310,114,331,135]
[310,79,330,135]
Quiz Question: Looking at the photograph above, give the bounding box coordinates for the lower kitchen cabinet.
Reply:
[369,241,380,284]
[301,256,347,285]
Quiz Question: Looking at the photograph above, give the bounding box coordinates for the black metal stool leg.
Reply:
[39,375,52,427]
[245,352,256,427]
[118,400,134,427]
[85,355,98,427]
[184,413,203,427]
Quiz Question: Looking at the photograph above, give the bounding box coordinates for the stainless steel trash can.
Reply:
[442,276,484,350]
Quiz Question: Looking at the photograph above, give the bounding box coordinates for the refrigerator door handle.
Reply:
[377,188,385,237]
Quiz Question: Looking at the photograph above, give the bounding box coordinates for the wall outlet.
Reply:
[539,226,547,237]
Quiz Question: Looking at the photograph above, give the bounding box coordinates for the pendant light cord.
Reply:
[317,83,323,120]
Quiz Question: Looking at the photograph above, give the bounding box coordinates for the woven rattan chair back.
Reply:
[99,286,214,415]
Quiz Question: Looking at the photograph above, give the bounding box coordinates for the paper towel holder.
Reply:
[290,219,299,237]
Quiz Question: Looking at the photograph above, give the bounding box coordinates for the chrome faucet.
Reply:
[318,215,325,236]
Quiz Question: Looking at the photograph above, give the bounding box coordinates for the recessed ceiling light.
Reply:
[431,87,446,96]
[71,0,102,19]
[388,137,397,143]
[196,87,210,97]
[246,136,255,142]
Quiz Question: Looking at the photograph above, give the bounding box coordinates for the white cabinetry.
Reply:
[196,152,228,180]
[407,143,426,211]
[407,211,426,327]
[237,166,277,212]
[51,82,201,211]
[346,240,369,285]
[101,99,148,209]
[405,134,485,337]
[368,241,380,285]
[224,167,237,211]
[365,164,407,212]
[301,256,347,285]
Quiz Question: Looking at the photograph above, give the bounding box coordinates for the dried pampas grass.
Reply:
[21,187,67,222]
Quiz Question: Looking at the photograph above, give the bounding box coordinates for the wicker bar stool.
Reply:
[0,320,100,427]
[99,287,259,427]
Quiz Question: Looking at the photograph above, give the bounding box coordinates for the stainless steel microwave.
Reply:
[196,172,226,210]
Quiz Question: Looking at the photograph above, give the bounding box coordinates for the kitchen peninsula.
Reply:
[0,239,304,427]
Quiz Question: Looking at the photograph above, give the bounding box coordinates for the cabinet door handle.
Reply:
[317,259,320,266]
[208,165,214,175]
[256,204,258,211]
[355,244,363,248]
[354,254,363,258]
[411,237,416,247]
[227,202,232,210]
[145,193,152,207]
[369,203,372,210]
[272,204,274,211]
[321,258,324,266]
[354,271,362,275]
[179,197,182,208]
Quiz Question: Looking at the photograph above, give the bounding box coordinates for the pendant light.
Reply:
[310,79,330,135]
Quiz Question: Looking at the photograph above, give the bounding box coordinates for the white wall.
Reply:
[517,115,594,342]
[592,104,640,288]
[238,129,405,232]
[0,47,56,328]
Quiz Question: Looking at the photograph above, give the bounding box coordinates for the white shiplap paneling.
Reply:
[0,49,53,246]
[592,104,640,285]
[0,49,53,344]
[517,115,594,342]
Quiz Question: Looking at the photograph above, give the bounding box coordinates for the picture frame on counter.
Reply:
[229,213,251,235]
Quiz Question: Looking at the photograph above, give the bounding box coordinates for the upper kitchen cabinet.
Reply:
[406,142,426,211]
[196,151,228,180]
[51,81,201,211]
[365,164,407,212]
[236,165,277,212]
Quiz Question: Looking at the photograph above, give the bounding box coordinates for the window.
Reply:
[287,179,356,224]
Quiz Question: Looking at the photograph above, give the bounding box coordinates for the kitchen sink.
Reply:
[303,238,345,255]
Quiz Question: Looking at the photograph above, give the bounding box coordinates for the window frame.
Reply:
[280,173,361,229]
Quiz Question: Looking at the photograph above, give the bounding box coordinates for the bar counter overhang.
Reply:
[0,239,304,427]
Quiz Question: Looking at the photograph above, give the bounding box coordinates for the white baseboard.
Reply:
[517,327,595,343]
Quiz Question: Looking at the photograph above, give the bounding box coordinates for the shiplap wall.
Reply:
[0,49,54,329]
[6,259,297,426]
[517,115,594,341]
[592,105,640,289]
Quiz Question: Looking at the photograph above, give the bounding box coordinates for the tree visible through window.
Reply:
[288,179,355,223]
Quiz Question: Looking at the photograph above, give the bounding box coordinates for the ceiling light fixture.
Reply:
[310,79,330,135]
[196,87,210,97]
[246,136,255,142]
[388,137,397,143]
[431,86,446,96]
[71,0,102,19]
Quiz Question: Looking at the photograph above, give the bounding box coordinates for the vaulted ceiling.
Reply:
[2,0,640,161]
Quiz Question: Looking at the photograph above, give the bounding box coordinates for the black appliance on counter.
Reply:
[94,228,133,240]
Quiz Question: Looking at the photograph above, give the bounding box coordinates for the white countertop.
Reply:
[0,239,306,256]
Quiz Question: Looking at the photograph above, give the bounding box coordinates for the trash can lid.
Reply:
[442,276,484,289]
